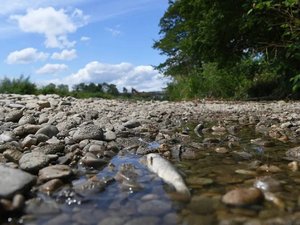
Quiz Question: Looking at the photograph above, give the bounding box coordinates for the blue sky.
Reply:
[0,0,170,91]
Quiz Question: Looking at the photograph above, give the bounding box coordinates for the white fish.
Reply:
[146,153,190,197]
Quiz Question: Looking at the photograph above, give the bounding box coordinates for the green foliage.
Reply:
[0,75,37,94]
[154,0,300,99]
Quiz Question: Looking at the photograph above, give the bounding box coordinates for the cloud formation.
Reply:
[57,61,170,91]
[80,36,90,42]
[51,49,77,60]
[36,63,68,74]
[10,7,89,48]
[6,48,48,64]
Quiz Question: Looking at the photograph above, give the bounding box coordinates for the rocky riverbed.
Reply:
[1,94,300,225]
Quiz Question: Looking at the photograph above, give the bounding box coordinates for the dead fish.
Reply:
[146,153,190,197]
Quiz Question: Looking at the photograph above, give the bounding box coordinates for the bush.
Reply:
[0,75,37,94]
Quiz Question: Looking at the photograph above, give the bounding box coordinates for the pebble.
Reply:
[0,165,36,198]
[19,152,50,173]
[38,165,73,182]
[222,187,263,206]
[39,179,64,194]
[36,125,59,138]
[137,200,172,216]
[73,124,104,142]
[253,176,282,192]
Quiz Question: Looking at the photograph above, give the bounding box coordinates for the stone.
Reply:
[188,196,215,214]
[123,120,141,129]
[21,134,37,148]
[39,179,64,194]
[38,165,73,182]
[36,125,59,138]
[81,152,107,168]
[19,152,50,173]
[103,130,117,141]
[0,131,16,143]
[138,200,172,216]
[286,146,300,161]
[37,101,51,110]
[253,176,282,192]
[98,217,127,225]
[124,216,160,225]
[18,115,36,125]
[25,198,60,215]
[14,124,41,137]
[73,124,104,142]
[5,110,23,122]
[34,143,65,154]
[222,187,263,206]
[3,149,23,163]
[0,165,36,198]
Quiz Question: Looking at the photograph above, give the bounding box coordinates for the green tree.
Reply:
[154,0,300,99]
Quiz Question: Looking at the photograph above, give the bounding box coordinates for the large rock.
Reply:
[5,110,23,122]
[0,165,36,198]
[285,146,300,161]
[73,124,104,142]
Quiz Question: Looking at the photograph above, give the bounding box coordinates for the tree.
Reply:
[154,0,300,98]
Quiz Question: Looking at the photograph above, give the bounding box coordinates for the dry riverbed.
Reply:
[1,94,300,225]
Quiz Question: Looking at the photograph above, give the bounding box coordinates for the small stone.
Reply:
[81,152,107,168]
[186,177,214,187]
[0,165,36,198]
[222,187,263,206]
[38,165,73,182]
[0,131,16,143]
[19,152,50,173]
[36,125,59,138]
[123,120,141,129]
[253,176,282,192]
[98,217,127,225]
[288,161,298,171]
[37,101,51,110]
[14,124,41,137]
[235,169,256,176]
[257,164,281,173]
[35,143,65,154]
[21,134,37,148]
[39,179,64,194]
[73,124,104,142]
[5,110,23,122]
[137,199,171,216]
[103,130,117,141]
[3,149,23,163]
[25,198,60,215]
[124,217,159,225]
[19,115,36,125]
[215,147,228,154]
[286,146,300,161]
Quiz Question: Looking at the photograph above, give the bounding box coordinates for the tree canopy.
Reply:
[154,0,300,99]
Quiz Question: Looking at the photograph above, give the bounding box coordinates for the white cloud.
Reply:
[80,36,90,41]
[36,63,68,74]
[52,61,170,91]
[106,27,121,37]
[51,49,77,60]
[6,47,48,64]
[10,7,89,48]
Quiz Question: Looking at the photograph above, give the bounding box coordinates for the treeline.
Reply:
[154,0,300,100]
[0,75,148,99]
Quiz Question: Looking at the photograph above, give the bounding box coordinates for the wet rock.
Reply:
[19,151,50,173]
[180,147,201,160]
[98,216,128,225]
[0,194,25,211]
[36,125,59,138]
[0,165,36,198]
[215,147,229,154]
[39,179,64,194]
[288,161,298,171]
[257,164,281,173]
[25,198,60,215]
[123,119,141,129]
[124,216,160,225]
[222,187,263,206]
[253,176,282,192]
[43,214,72,225]
[81,152,107,168]
[186,177,214,187]
[73,124,104,142]
[194,123,204,137]
[5,110,23,122]
[285,146,300,161]
[115,163,143,191]
[250,138,275,147]
[138,199,171,216]
[73,177,106,195]
[203,137,220,144]
[188,196,216,214]
[38,165,73,182]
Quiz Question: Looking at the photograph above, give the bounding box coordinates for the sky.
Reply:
[0,0,171,92]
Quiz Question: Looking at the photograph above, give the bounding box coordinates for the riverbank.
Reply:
[1,94,300,224]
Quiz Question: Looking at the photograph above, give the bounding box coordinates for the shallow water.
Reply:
[4,125,300,225]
